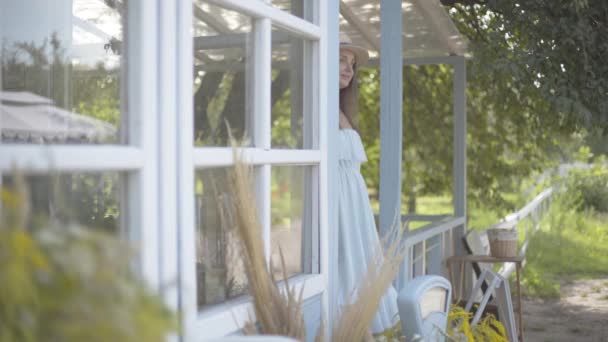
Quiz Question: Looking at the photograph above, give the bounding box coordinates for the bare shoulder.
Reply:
[339,112,353,129]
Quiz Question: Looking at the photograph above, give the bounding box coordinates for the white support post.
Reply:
[176,0,196,339]
[453,55,467,243]
[379,0,403,236]
[158,0,179,315]
[126,0,159,291]
[319,0,340,338]
[252,17,272,262]
[452,55,468,295]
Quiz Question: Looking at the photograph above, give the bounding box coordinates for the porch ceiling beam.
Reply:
[204,0,321,40]
[72,15,112,41]
[192,4,232,63]
[192,4,231,35]
[411,0,462,55]
[339,1,380,52]
[366,55,463,67]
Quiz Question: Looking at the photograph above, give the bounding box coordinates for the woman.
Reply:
[337,34,400,333]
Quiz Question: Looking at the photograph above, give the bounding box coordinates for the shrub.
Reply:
[563,161,608,213]
[0,175,175,342]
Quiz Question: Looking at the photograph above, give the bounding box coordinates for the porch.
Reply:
[2,0,603,341]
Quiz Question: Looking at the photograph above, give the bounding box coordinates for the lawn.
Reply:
[522,201,608,298]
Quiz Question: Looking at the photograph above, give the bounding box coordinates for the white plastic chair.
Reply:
[397,275,452,342]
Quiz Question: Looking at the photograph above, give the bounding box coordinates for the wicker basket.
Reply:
[487,228,518,258]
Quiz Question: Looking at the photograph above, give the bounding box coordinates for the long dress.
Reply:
[337,128,399,333]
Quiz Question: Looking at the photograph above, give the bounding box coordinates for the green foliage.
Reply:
[562,158,608,213]
[72,66,121,127]
[449,0,608,128]
[270,168,303,228]
[357,58,559,213]
[467,202,503,231]
[12,173,120,233]
[359,66,458,210]
[2,33,70,108]
[0,178,175,342]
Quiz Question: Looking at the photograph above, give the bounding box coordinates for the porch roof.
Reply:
[272,0,469,60]
[191,0,469,65]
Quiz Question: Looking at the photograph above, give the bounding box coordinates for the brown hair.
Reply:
[339,65,359,130]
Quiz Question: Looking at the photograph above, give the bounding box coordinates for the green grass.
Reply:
[408,195,453,229]
[415,195,453,215]
[521,194,608,298]
[370,194,453,230]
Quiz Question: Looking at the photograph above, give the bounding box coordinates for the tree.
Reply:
[356,0,608,214]
[448,0,608,128]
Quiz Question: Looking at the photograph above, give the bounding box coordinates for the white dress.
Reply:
[337,128,399,333]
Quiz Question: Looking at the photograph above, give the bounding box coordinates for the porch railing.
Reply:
[394,215,465,291]
[492,187,554,277]
[393,186,554,291]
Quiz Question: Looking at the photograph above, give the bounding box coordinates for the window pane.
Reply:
[1,0,126,144]
[193,2,252,147]
[271,165,316,279]
[271,0,315,23]
[1,171,121,232]
[196,168,249,308]
[271,28,312,149]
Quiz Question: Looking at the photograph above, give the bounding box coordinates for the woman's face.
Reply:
[339,49,355,89]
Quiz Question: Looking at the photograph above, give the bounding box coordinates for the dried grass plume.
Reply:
[222,140,306,340]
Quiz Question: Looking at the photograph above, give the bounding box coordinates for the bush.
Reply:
[563,161,608,213]
[0,177,175,342]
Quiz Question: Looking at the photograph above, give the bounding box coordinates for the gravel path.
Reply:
[523,278,608,342]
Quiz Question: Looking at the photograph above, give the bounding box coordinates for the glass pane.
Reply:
[196,168,248,308]
[271,28,311,149]
[271,0,315,23]
[1,172,121,232]
[193,2,252,147]
[1,0,126,144]
[270,165,316,279]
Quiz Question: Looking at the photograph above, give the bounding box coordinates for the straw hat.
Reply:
[340,32,369,66]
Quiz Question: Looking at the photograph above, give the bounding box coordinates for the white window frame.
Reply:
[0,0,162,290]
[175,0,329,339]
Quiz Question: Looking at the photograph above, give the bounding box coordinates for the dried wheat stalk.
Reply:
[223,146,306,340]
